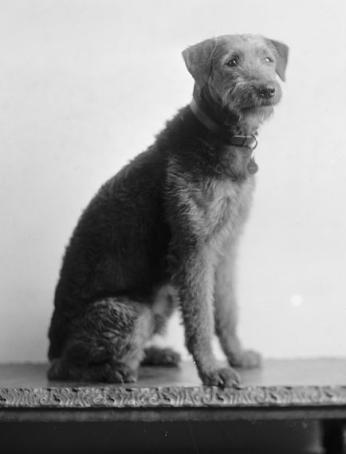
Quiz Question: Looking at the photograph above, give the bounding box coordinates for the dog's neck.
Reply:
[190,85,263,176]
[190,85,263,145]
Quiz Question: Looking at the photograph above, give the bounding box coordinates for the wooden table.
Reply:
[0,359,345,453]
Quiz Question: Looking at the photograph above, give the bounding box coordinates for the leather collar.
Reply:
[189,98,258,151]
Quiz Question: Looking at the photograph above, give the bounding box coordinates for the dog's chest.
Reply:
[187,176,255,240]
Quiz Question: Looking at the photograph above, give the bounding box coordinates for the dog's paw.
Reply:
[108,363,138,384]
[199,366,241,388]
[228,349,262,369]
[142,346,181,367]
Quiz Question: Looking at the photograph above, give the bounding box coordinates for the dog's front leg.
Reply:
[214,241,262,369]
[173,244,240,387]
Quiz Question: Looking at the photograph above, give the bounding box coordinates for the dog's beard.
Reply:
[221,85,279,129]
[240,106,274,131]
[241,105,274,120]
[198,83,277,133]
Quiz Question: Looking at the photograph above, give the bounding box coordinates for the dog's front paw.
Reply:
[110,363,138,384]
[199,366,241,388]
[228,349,262,369]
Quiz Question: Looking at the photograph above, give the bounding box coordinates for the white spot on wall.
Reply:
[290,294,304,308]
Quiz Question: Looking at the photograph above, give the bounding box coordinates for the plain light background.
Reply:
[0,0,346,362]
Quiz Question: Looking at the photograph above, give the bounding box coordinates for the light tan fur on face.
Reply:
[183,34,288,135]
[183,34,288,87]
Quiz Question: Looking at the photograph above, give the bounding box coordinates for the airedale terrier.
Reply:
[48,34,289,387]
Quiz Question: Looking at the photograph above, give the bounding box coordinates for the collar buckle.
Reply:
[248,134,258,151]
[231,134,258,151]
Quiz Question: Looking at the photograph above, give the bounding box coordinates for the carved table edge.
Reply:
[1,385,346,409]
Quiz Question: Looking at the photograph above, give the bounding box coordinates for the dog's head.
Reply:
[183,34,288,122]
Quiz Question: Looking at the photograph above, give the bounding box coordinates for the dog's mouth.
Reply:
[241,104,274,114]
[240,95,280,110]
[242,98,278,115]
[259,97,279,107]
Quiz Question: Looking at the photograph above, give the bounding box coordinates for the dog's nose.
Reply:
[258,86,276,99]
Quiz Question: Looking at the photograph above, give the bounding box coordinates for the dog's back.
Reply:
[48,146,170,360]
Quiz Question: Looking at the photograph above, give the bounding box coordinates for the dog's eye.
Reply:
[264,56,274,63]
[226,55,240,67]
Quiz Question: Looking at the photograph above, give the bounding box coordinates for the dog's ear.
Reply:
[267,39,289,81]
[182,38,217,86]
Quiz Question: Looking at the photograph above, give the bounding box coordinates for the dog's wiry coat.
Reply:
[48,34,288,386]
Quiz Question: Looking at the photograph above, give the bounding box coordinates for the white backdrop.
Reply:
[0,0,346,362]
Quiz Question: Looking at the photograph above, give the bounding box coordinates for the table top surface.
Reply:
[1,359,346,411]
[1,358,346,388]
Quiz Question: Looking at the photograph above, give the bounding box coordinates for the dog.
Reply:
[47,34,288,387]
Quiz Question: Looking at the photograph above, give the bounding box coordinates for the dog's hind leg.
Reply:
[47,298,155,383]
